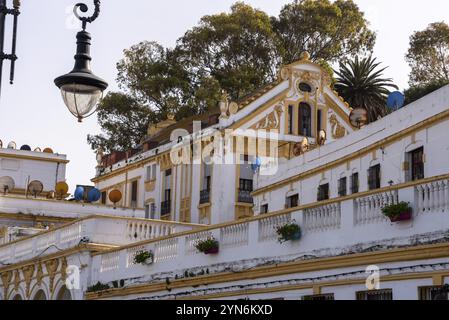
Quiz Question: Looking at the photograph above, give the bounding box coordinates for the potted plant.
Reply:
[133,250,154,265]
[276,221,302,243]
[382,202,413,222]
[195,237,219,255]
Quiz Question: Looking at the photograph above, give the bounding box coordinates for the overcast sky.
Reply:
[0,0,447,192]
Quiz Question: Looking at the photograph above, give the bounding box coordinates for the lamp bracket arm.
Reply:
[73,0,101,30]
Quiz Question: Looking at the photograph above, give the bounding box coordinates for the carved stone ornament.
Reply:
[22,264,35,298]
[329,114,347,139]
[1,271,12,298]
[251,104,284,130]
[45,259,59,294]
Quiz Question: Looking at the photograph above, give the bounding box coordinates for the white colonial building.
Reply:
[1,54,449,300]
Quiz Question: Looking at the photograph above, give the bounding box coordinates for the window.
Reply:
[288,105,293,134]
[317,184,329,202]
[145,204,150,219]
[298,82,312,93]
[101,191,107,205]
[419,286,448,300]
[317,109,322,134]
[203,164,212,191]
[351,173,359,194]
[146,166,152,181]
[338,177,347,197]
[131,180,138,207]
[410,147,424,181]
[286,194,299,209]
[151,164,157,180]
[260,204,269,214]
[368,164,381,190]
[302,294,334,301]
[356,289,392,300]
[239,179,253,192]
[298,102,312,137]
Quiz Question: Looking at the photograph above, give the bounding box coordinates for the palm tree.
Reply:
[335,56,398,123]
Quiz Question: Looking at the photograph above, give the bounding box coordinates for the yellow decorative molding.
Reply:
[252,108,449,196]
[250,105,283,131]
[86,242,449,300]
[329,114,346,139]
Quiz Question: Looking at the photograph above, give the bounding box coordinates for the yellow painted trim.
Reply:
[0,152,69,164]
[85,242,449,300]
[252,108,449,196]
[0,213,74,224]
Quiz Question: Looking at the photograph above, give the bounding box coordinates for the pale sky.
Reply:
[0,0,447,192]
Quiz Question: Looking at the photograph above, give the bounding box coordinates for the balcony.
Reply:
[87,174,449,294]
[199,189,210,204]
[238,189,253,204]
[161,200,171,216]
[0,216,201,266]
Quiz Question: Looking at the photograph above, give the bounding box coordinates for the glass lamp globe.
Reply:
[60,83,103,122]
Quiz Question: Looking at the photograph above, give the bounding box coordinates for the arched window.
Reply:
[56,285,72,300]
[12,294,22,300]
[299,102,312,137]
[33,289,47,300]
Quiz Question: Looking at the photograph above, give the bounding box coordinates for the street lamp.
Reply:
[54,0,108,122]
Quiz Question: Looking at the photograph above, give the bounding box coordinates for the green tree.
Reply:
[404,79,449,105]
[175,2,281,101]
[273,0,375,64]
[406,22,449,86]
[335,56,398,123]
[87,92,157,153]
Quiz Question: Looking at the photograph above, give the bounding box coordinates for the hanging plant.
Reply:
[382,202,412,222]
[195,237,219,255]
[276,221,302,244]
[133,250,154,265]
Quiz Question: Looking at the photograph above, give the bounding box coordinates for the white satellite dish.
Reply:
[7,141,16,149]
[0,176,15,195]
[27,180,44,198]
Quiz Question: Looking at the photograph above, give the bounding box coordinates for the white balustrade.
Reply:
[100,251,120,273]
[416,179,449,214]
[258,213,291,242]
[304,203,341,232]
[185,231,214,255]
[154,238,179,262]
[220,223,249,248]
[354,190,398,225]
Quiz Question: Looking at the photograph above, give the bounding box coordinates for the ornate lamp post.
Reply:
[54,0,108,122]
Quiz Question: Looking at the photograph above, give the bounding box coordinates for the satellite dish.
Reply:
[87,188,101,202]
[109,189,122,208]
[43,148,54,154]
[74,186,85,201]
[7,141,16,149]
[0,176,15,195]
[387,91,405,111]
[28,180,44,198]
[317,130,327,146]
[20,145,31,151]
[33,147,42,152]
[55,181,69,199]
[349,108,368,129]
[251,157,262,173]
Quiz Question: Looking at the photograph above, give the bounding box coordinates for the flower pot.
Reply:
[204,247,219,255]
[144,257,154,265]
[290,231,302,241]
[389,210,412,222]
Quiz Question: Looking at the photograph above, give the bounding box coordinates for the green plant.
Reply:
[133,250,154,265]
[276,221,301,244]
[381,202,412,218]
[194,237,219,253]
[87,282,110,293]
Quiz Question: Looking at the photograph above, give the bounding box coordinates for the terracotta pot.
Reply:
[389,210,412,222]
[204,247,219,255]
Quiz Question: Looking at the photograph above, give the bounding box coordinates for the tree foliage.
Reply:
[335,56,398,123]
[404,78,449,105]
[406,22,449,86]
[89,1,376,152]
[273,0,375,64]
